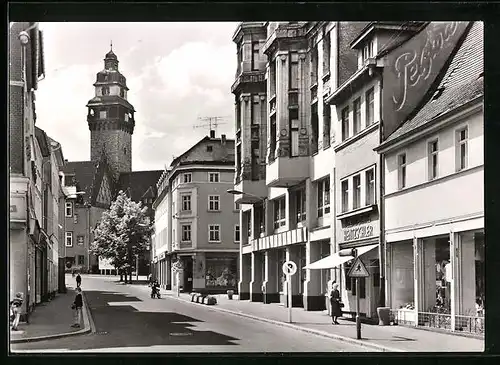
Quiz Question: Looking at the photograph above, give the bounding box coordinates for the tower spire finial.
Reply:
[110,40,113,51]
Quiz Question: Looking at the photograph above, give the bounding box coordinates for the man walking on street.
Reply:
[71,287,83,328]
[10,292,23,331]
[76,273,82,288]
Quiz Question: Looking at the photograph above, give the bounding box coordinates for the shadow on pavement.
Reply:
[72,290,239,350]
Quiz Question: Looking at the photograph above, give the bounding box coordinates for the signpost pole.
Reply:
[288,276,292,323]
[356,278,361,339]
[176,271,180,297]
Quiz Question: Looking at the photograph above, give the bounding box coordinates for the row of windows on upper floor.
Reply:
[158,171,230,197]
[175,194,240,213]
[175,223,241,244]
[88,106,133,121]
[395,126,470,191]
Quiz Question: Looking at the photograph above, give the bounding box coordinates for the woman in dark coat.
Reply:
[330,283,342,324]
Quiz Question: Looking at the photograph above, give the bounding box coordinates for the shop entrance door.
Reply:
[183,257,193,292]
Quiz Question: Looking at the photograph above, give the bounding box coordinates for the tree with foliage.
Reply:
[90,190,152,283]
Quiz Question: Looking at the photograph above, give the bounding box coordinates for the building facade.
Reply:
[233,22,355,311]
[152,132,239,294]
[376,22,483,332]
[325,22,424,317]
[9,22,50,317]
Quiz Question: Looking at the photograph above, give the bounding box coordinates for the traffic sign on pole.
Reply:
[347,256,369,339]
[347,257,370,278]
[282,260,297,323]
[282,261,297,276]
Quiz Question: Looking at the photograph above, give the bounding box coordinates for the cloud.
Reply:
[35,22,239,171]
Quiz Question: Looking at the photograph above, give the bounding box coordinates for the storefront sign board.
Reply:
[343,224,375,242]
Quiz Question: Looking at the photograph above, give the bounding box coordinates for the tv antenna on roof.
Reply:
[193,116,230,135]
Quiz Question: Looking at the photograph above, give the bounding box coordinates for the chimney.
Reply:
[221,134,226,145]
[210,130,216,138]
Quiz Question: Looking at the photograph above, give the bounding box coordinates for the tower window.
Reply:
[124,147,127,155]
[99,110,107,119]
[102,86,110,95]
[120,88,125,97]
[89,108,94,116]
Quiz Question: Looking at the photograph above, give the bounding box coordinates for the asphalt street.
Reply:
[11,275,368,353]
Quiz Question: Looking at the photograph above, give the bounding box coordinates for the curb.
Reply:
[10,292,93,344]
[166,292,401,352]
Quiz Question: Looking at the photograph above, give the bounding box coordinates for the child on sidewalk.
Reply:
[71,287,83,328]
[10,292,23,331]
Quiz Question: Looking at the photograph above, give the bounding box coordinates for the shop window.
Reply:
[182,194,191,211]
[273,197,286,229]
[208,195,220,211]
[475,231,485,315]
[428,139,439,180]
[205,257,237,288]
[341,106,349,141]
[344,262,352,291]
[208,224,221,242]
[353,97,361,135]
[456,127,468,171]
[398,153,407,190]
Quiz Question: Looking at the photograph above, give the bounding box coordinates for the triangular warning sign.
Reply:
[347,257,370,278]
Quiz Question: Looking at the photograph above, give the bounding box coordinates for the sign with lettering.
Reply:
[343,224,374,242]
[10,194,26,222]
[382,21,471,139]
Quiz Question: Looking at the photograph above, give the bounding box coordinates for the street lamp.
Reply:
[226,189,266,203]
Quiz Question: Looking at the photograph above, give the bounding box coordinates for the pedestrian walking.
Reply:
[76,273,82,288]
[71,287,83,328]
[329,283,342,325]
[10,292,23,331]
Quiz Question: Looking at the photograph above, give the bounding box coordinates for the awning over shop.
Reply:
[303,243,378,270]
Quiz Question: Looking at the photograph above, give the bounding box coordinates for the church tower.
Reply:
[87,45,135,179]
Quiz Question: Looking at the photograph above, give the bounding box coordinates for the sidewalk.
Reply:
[10,284,92,344]
[165,290,484,352]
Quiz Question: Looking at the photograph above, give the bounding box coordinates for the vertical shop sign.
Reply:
[382,21,471,139]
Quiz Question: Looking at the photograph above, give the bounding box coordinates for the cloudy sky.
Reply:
[36,22,238,171]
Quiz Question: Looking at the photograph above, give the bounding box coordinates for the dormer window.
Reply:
[362,39,375,63]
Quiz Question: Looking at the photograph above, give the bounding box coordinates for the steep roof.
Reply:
[170,135,235,168]
[383,22,483,145]
[118,170,163,203]
[62,161,98,204]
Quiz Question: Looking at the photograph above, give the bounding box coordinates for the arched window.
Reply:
[89,108,94,116]
[102,86,110,95]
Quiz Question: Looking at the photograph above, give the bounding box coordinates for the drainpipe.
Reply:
[378,72,386,308]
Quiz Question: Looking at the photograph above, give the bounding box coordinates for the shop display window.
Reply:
[205,257,237,288]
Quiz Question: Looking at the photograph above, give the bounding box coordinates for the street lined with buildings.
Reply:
[10,20,484,352]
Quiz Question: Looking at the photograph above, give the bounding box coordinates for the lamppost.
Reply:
[226,189,266,204]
